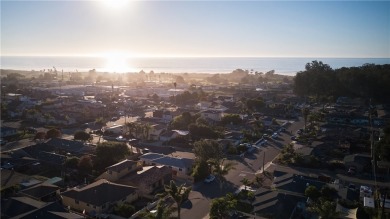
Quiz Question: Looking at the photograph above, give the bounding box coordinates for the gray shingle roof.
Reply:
[106,159,137,173]
[20,183,59,199]
[61,179,137,206]
[46,138,84,153]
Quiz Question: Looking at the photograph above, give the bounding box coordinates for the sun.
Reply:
[103,53,132,73]
[101,0,129,10]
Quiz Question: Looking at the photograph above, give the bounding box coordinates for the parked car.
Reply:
[272,133,278,139]
[116,136,127,142]
[204,174,216,183]
[291,136,297,140]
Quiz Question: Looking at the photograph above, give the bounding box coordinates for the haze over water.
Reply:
[2,56,389,76]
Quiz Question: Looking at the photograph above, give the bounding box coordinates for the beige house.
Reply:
[96,159,140,182]
[118,165,172,197]
[61,179,137,216]
[139,153,194,181]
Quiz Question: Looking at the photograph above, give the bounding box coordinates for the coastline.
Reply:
[1,57,389,76]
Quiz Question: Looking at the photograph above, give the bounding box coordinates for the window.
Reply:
[108,170,112,175]
[75,200,79,204]
[87,204,90,207]
[93,205,96,209]
[179,168,182,171]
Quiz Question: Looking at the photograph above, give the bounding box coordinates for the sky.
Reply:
[1,0,390,58]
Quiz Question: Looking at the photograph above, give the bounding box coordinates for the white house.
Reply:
[139,153,194,181]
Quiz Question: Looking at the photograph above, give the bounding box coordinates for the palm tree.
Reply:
[240,177,250,191]
[302,107,310,131]
[173,82,177,105]
[158,180,191,219]
[208,158,236,181]
[126,122,136,138]
[253,174,264,188]
[143,123,152,141]
[140,199,177,219]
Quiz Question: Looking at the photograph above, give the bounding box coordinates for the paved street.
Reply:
[181,118,305,219]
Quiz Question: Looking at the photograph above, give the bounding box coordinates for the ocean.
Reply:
[1,56,389,76]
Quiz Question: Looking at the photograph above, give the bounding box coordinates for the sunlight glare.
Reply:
[101,0,129,10]
[103,53,132,73]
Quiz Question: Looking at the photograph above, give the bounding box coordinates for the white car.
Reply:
[116,136,127,142]
[204,174,216,183]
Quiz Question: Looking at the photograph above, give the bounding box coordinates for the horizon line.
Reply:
[1,54,389,59]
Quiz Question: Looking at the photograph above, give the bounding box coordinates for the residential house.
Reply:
[159,130,189,142]
[61,179,138,216]
[148,124,166,140]
[200,110,224,122]
[1,197,83,219]
[253,171,326,219]
[139,153,194,181]
[37,151,67,167]
[118,165,172,197]
[104,124,127,136]
[97,159,140,182]
[46,138,95,154]
[19,183,60,202]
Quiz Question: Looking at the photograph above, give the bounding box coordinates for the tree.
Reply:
[34,131,47,140]
[113,202,136,218]
[208,158,236,181]
[305,185,321,201]
[191,160,210,182]
[74,130,92,141]
[46,128,61,139]
[126,122,136,137]
[193,140,223,163]
[188,123,219,139]
[313,201,339,219]
[143,123,152,140]
[221,114,242,125]
[245,98,265,112]
[95,142,130,170]
[170,112,197,130]
[65,156,80,169]
[240,177,250,191]
[209,194,237,219]
[158,180,191,219]
[140,199,176,219]
[78,155,93,174]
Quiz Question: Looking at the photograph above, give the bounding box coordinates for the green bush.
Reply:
[191,161,209,182]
